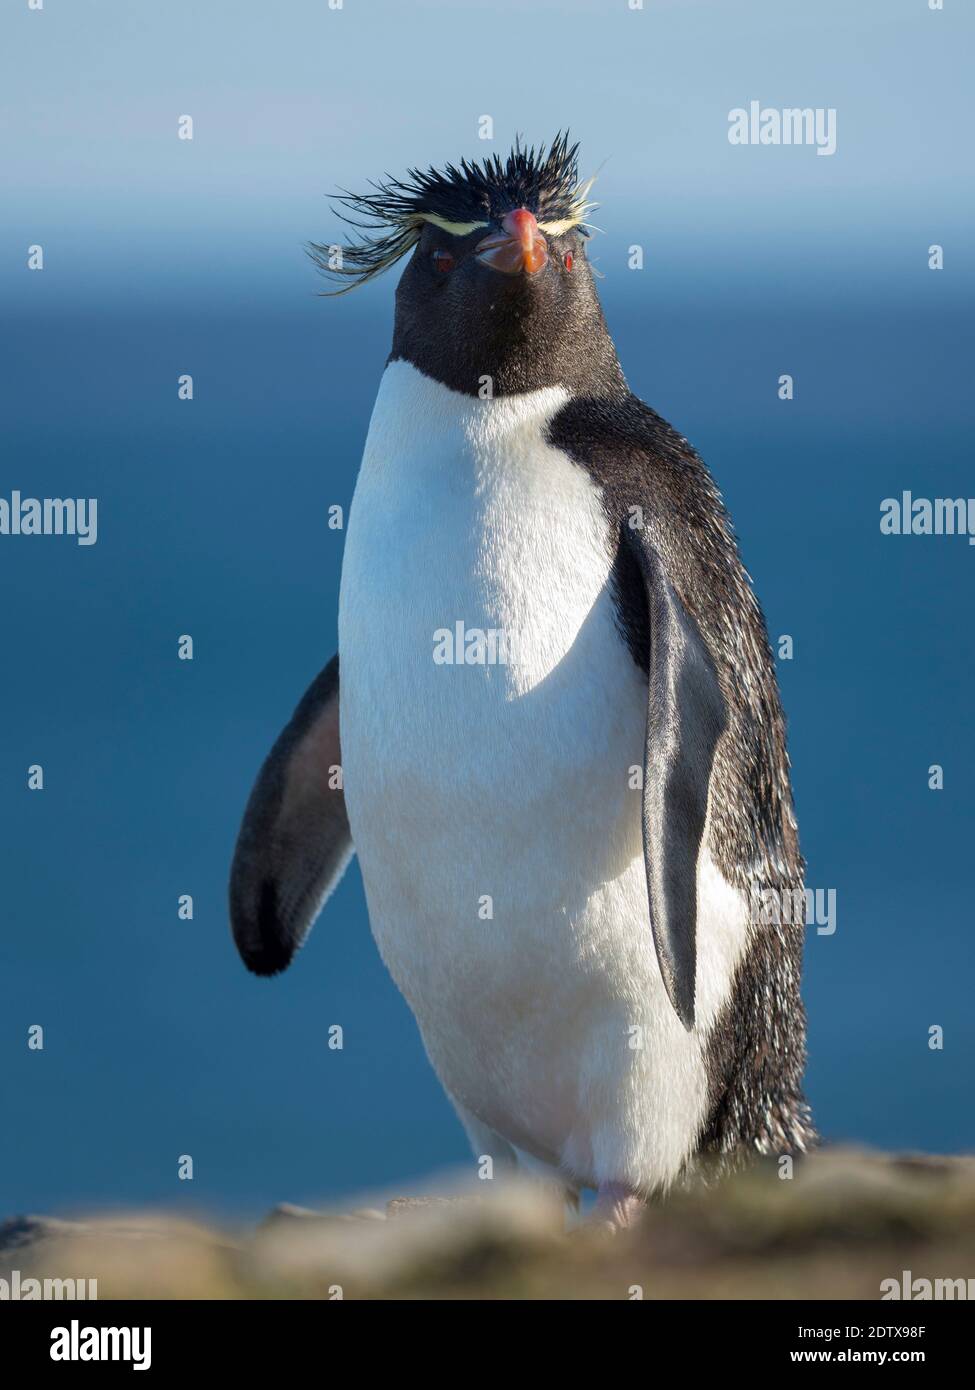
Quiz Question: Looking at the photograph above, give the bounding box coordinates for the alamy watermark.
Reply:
[433,620,523,667]
[881,1270,975,1300]
[1,1268,97,1300]
[0,491,98,545]
[50,1319,150,1371]
[728,102,836,157]
[880,493,975,546]
[749,885,836,936]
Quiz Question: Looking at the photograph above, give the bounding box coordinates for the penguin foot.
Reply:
[591,1182,645,1231]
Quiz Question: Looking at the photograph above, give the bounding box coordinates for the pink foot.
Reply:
[592,1181,645,1230]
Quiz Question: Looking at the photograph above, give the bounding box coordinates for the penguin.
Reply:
[230,135,815,1226]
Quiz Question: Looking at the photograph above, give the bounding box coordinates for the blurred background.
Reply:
[1,0,972,1220]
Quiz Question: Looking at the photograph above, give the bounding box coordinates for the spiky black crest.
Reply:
[308,132,595,295]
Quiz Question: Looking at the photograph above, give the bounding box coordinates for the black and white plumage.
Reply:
[231,136,814,1222]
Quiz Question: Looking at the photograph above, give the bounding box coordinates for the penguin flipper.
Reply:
[625,533,727,1031]
[230,654,352,976]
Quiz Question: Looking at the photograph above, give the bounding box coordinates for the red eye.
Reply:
[432,249,455,274]
[564,252,574,271]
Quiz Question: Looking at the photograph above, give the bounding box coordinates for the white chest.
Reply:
[338,361,646,856]
[335,362,746,1189]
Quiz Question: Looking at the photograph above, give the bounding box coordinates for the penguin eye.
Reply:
[563,251,574,271]
[431,249,455,274]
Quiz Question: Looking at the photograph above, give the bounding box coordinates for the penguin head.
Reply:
[310,135,624,397]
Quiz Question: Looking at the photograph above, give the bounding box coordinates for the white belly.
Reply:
[337,361,750,1192]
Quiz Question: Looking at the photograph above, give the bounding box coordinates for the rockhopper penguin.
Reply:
[230,135,815,1225]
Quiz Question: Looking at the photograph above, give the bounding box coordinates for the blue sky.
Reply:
[3,0,972,307]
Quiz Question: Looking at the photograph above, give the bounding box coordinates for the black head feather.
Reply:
[308,132,595,294]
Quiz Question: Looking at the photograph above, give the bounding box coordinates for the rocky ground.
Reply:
[3,1147,974,1300]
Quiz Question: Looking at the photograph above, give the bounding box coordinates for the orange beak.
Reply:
[474,207,548,275]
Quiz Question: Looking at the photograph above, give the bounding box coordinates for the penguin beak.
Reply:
[474,208,548,275]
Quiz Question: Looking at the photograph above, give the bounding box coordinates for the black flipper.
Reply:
[625,532,727,1030]
[230,654,352,976]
